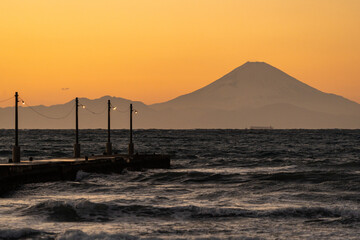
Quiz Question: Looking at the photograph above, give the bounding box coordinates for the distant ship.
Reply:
[249,126,274,130]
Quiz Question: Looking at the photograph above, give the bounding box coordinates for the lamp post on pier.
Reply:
[106,100,112,155]
[74,97,81,158]
[128,103,134,155]
[12,92,20,163]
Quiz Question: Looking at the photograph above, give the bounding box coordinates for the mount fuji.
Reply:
[149,62,360,128]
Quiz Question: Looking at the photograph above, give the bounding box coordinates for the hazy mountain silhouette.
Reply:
[152,62,360,116]
[1,62,360,129]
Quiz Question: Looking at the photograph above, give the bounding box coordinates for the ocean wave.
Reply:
[56,229,264,240]
[250,170,359,183]
[128,170,244,184]
[56,230,140,240]
[170,205,360,220]
[268,206,360,219]
[0,228,44,239]
[24,199,111,222]
[24,199,360,223]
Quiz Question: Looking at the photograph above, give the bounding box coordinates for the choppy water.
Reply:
[0,129,360,239]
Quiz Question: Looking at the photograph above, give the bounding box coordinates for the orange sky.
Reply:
[0,0,360,107]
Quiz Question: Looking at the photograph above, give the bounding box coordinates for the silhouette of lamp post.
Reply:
[74,97,85,158]
[12,92,21,163]
[128,103,138,155]
[106,100,112,155]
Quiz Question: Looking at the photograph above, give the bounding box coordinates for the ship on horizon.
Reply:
[249,126,274,130]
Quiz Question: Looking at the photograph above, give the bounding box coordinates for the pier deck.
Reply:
[0,154,170,193]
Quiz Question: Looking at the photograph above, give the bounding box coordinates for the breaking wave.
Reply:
[22,199,360,223]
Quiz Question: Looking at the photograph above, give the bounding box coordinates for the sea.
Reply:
[0,129,359,240]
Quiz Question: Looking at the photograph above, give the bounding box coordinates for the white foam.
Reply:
[75,170,90,181]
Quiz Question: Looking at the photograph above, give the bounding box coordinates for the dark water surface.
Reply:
[0,129,360,239]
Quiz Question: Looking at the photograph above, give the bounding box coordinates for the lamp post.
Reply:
[106,100,112,155]
[128,104,134,155]
[12,92,20,163]
[74,97,81,158]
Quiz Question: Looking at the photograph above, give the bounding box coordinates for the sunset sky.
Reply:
[0,0,359,107]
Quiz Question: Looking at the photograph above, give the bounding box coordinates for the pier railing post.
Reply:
[106,100,112,155]
[128,103,134,155]
[12,92,20,163]
[73,97,81,158]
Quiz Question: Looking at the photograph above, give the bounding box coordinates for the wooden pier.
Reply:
[0,154,170,193]
[1,93,171,193]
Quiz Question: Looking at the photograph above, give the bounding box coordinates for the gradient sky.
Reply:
[0,0,359,107]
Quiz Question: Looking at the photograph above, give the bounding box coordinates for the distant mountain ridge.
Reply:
[151,62,360,116]
[1,62,360,129]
